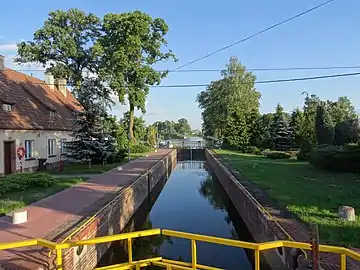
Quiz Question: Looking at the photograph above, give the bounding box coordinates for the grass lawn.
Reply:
[215,149,360,247]
[49,152,149,175]
[0,177,86,215]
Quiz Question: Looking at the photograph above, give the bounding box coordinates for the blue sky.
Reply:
[1,0,360,129]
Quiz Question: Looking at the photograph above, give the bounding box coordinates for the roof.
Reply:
[0,68,82,131]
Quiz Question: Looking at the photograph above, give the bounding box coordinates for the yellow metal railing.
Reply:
[0,229,359,270]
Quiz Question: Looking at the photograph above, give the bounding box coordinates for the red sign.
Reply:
[17,146,26,159]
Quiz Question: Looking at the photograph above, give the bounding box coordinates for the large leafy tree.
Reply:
[315,102,334,145]
[290,108,306,147]
[97,11,176,141]
[15,8,101,87]
[303,94,322,144]
[197,57,261,145]
[327,96,358,125]
[174,118,192,136]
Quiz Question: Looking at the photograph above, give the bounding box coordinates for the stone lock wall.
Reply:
[206,150,292,270]
[59,150,177,270]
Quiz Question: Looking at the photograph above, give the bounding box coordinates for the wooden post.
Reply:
[310,223,320,270]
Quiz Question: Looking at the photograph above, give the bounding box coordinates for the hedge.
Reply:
[310,144,360,173]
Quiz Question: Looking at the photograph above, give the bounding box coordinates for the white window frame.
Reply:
[2,104,12,112]
[48,139,56,156]
[60,138,67,154]
[49,110,56,117]
[25,140,34,159]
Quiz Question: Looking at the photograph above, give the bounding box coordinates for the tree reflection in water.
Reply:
[198,173,239,240]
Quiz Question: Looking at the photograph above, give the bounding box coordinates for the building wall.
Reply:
[0,129,72,175]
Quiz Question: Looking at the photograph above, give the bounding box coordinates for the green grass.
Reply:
[215,149,360,247]
[49,153,149,175]
[0,177,86,215]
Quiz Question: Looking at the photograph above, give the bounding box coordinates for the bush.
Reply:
[242,146,262,155]
[297,140,312,161]
[0,173,57,195]
[264,150,292,159]
[130,143,151,153]
[107,149,127,164]
[310,144,360,172]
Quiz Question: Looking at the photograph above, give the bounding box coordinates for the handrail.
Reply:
[0,228,358,270]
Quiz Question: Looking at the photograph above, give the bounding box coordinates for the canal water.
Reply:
[98,160,260,269]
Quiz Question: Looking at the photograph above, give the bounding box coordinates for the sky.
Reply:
[1,0,360,130]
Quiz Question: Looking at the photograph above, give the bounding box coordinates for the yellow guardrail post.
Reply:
[128,238,133,263]
[191,240,197,269]
[254,249,260,270]
[341,254,346,270]
[56,247,63,270]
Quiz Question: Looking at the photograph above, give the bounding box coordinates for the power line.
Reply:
[171,0,336,71]
[151,72,360,88]
[4,71,360,88]
[11,65,360,73]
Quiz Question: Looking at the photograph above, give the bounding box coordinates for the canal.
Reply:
[98,159,264,269]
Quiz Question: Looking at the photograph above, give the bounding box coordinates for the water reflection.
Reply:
[99,161,255,269]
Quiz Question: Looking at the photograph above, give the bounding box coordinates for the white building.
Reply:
[0,55,81,175]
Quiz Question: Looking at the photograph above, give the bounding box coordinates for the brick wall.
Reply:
[206,150,360,270]
[206,150,292,270]
[58,150,177,270]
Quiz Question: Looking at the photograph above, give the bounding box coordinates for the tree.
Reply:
[197,57,261,145]
[271,104,294,151]
[255,113,274,149]
[223,111,250,149]
[315,102,334,145]
[303,94,321,144]
[98,11,176,142]
[145,125,157,147]
[327,96,358,125]
[121,112,147,143]
[174,118,191,136]
[290,108,306,147]
[66,79,115,167]
[334,119,360,145]
[16,8,101,87]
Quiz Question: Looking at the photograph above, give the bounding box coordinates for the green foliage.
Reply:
[16,8,101,86]
[0,173,57,195]
[310,144,360,173]
[174,118,192,136]
[154,118,193,140]
[271,104,294,151]
[315,102,334,145]
[97,11,176,140]
[327,96,358,124]
[290,108,306,147]
[107,149,127,164]
[196,57,261,145]
[297,139,313,161]
[145,125,157,147]
[264,150,292,159]
[130,143,151,153]
[66,79,116,164]
[334,119,360,145]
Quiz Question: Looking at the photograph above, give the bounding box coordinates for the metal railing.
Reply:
[0,229,359,270]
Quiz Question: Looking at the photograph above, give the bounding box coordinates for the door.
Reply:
[4,141,15,175]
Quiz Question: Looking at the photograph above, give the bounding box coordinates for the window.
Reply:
[49,110,56,117]
[48,139,56,156]
[60,139,67,154]
[25,140,34,159]
[2,104,12,112]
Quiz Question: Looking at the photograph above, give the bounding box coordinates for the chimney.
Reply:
[55,78,67,97]
[0,55,4,71]
[44,72,55,90]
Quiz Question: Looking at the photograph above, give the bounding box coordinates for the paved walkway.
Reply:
[0,149,172,269]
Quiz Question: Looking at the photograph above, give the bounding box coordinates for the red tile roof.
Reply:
[0,68,82,131]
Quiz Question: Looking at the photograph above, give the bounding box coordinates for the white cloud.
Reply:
[0,43,17,52]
